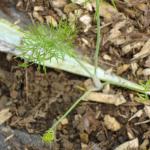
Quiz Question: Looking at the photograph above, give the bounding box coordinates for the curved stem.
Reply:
[51,90,93,130]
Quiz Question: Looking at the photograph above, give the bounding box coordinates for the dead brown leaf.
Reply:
[108,20,127,45]
[114,138,139,150]
[45,15,58,27]
[145,56,150,67]
[122,41,144,54]
[33,11,44,23]
[64,3,79,14]
[104,115,121,131]
[117,64,130,75]
[34,6,44,11]
[144,105,150,118]
[132,39,150,60]
[0,108,12,125]
[84,92,126,106]
[76,108,100,134]
[51,0,67,8]
[142,68,150,76]
[92,1,119,22]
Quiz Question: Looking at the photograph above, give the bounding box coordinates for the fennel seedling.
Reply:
[17,1,150,143]
[0,4,149,144]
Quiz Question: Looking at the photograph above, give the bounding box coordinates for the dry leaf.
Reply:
[114,138,139,150]
[145,56,150,67]
[144,105,150,118]
[104,115,121,131]
[16,0,23,8]
[131,62,138,76]
[122,41,144,54]
[103,54,112,61]
[45,16,57,27]
[127,127,135,139]
[71,0,86,5]
[79,14,92,26]
[81,143,88,150]
[136,68,143,76]
[117,64,129,75]
[132,39,150,60]
[142,68,150,76]
[136,3,147,11]
[0,108,12,125]
[100,1,118,21]
[84,92,126,106]
[91,1,119,21]
[108,20,127,45]
[51,0,67,8]
[81,38,90,47]
[80,132,89,144]
[84,2,93,11]
[34,6,44,11]
[33,11,44,23]
[64,3,79,14]
[79,14,92,32]
[140,139,149,150]
[73,0,120,21]
[128,110,143,121]
[77,108,100,134]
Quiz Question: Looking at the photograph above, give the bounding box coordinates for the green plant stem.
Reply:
[50,89,93,130]
[44,0,102,141]
[94,0,101,75]
[75,58,93,77]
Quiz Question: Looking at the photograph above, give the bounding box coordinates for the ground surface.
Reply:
[0,0,150,150]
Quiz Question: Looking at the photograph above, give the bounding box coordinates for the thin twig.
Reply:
[134,119,150,125]
[51,89,94,130]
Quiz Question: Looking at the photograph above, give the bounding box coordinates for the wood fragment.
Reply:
[0,108,12,125]
[132,39,150,60]
[114,138,139,150]
[84,92,126,106]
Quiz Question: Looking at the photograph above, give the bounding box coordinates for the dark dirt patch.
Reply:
[0,53,149,149]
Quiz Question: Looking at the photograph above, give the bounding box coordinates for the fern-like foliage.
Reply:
[18,22,77,70]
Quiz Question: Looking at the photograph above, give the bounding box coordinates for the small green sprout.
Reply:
[42,128,55,143]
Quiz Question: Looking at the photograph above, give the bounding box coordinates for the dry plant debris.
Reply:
[84,92,126,106]
[0,0,150,149]
[0,108,12,125]
[114,138,139,150]
[104,114,122,131]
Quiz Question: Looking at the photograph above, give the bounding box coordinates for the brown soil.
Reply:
[0,0,150,150]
